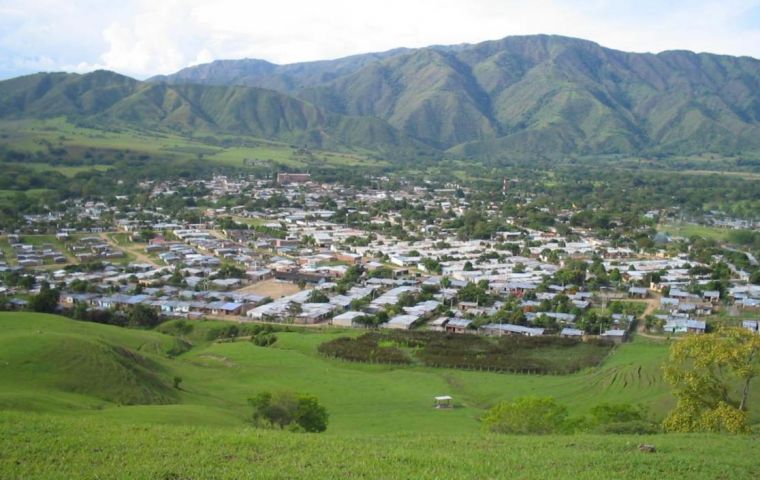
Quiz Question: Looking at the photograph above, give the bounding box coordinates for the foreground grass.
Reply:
[1,411,758,479]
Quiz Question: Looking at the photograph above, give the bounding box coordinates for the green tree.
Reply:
[127,304,161,328]
[249,391,328,432]
[663,327,760,433]
[294,394,329,433]
[29,281,59,313]
[306,289,330,303]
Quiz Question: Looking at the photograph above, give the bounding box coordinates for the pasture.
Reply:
[2,312,759,478]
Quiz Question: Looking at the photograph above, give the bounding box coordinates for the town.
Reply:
[2,172,758,341]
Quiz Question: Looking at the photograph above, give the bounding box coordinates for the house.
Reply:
[560,328,584,338]
[428,316,450,332]
[479,323,544,337]
[403,300,440,318]
[247,269,273,282]
[628,287,649,299]
[686,320,707,334]
[208,301,244,316]
[383,314,420,330]
[600,329,628,343]
[296,303,335,324]
[331,311,366,327]
[703,290,720,304]
[445,318,472,334]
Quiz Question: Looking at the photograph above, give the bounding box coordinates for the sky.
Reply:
[2,0,760,80]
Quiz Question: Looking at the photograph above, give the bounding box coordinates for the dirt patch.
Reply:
[235,279,302,299]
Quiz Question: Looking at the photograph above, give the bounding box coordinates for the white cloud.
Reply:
[1,0,760,79]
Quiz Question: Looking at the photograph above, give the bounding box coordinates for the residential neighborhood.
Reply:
[1,174,758,339]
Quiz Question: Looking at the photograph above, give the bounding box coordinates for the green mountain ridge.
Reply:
[3,35,760,158]
[152,34,760,157]
[0,70,428,155]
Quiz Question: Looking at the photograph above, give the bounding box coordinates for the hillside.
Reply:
[148,48,413,93]
[154,34,760,157]
[0,71,427,154]
[0,312,677,433]
[3,412,759,479]
[2,313,760,477]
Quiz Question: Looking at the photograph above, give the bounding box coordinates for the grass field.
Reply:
[1,312,759,478]
[2,411,759,479]
[658,223,731,242]
[0,118,378,172]
[1,161,112,177]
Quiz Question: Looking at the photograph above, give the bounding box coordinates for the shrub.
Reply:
[482,397,568,434]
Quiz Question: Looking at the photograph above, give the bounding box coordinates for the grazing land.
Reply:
[2,312,759,478]
[2,411,759,479]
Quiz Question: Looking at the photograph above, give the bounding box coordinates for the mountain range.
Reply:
[4,34,760,159]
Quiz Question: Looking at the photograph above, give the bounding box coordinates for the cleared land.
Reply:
[235,279,302,299]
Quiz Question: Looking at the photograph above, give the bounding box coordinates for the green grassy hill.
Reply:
[2,312,759,477]
[0,311,694,433]
[3,411,759,479]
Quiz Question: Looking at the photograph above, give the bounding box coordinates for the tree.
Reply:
[306,289,330,303]
[29,281,59,313]
[663,327,760,433]
[482,396,568,434]
[294,394,329,432]
[127,304,161,328]
[249,391,328,432]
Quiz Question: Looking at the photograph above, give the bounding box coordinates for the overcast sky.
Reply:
[2,0,760,80]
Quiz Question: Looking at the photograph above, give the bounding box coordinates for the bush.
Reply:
[482,397,568,434]
[318,331,612,374]
[594,420,660,434]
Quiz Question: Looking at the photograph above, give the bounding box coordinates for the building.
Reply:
[445,318,472,334]
[383,314,420,330]
[277,173,311,184]
[332,311,366,328]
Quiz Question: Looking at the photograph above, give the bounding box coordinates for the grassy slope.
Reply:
[2,411,759,479]
[2,313,760,478]
[0,312,675,434]
[0,118,379,172]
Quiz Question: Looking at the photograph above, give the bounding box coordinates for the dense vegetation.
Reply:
[5,35,760,160]
[318,331,614,374]
[155,35,760,157]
